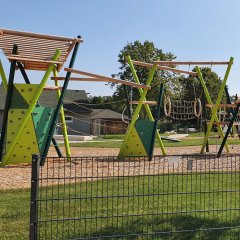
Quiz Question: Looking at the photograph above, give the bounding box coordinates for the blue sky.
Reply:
[0,0,240,96]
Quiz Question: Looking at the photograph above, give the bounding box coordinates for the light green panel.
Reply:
[4,109,39,164]
[14,84,40,105]
[118,127,148,157]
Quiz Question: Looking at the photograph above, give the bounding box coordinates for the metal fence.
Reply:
[30,154,240,239]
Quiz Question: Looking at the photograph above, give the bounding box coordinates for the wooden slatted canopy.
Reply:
[0,29,83,71]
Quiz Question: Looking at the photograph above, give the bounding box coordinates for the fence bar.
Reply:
[29,154,40,240]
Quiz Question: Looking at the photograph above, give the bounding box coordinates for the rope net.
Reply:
[164,97,202,121]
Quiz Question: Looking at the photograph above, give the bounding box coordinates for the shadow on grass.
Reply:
[67,215,240,240]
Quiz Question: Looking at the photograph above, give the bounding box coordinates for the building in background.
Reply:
[0,86,128,136]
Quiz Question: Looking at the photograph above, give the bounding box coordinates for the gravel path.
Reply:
[1,145,239,190]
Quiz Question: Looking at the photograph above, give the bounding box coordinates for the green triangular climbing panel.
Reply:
[14,84,40,105]
[118,126,148,157]
[32,106,56,154]
[118,119,156,158]
[3,109,39,164]
[135,120,155,155]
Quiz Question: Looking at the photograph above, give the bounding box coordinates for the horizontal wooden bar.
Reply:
[0,28,83,42]
[7,56,62,64]
[131,60,197,76]
[130,100,158,105]
[43,85,62,90]
[51,77,102,81]
[208,121,240,126]
[206,103,237,108]
[64,68,151,90]
[153,61,230,66]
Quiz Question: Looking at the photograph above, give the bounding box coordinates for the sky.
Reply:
[0,0,240,97]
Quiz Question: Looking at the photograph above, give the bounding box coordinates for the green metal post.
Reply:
[0,60,8,90]
[125,55,166,155]
[118,62,158,157]
[53,68,71,158]
[196,66,230,153]
[123,85,132,120]
[1,50,61,166]
[225,86,238,135]
[41,37,81,165]
[197,57,234,154]
[0,45,18,162]
[217,103,240,157]
[149,83,164,160]
[202,95,209,152]
[17,62,31,84]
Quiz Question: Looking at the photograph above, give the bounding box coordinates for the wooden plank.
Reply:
[0,39,71,53]
[206,103,237,108]
[153,61,230,66]
[1,28,82,42]
[130,100,158,105]
[43,85,62,90]
[51,77,102,81]
[7,56,63,64]
[64,68,151,90]
[131,60,198,76]
[6,52,66,61]
[208,122,240,126]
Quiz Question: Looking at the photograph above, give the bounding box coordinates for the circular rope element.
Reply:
[194,98,202,118]
[164,96,171,116]
[121,107,130,124]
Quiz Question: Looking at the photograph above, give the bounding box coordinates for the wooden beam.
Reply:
[206,103,237,108]
[153,61,230,66]
[130,100,158,105]
[51,76,102,81]
[7,56,62,64]
[0,28,83,42]
[43,85,62,90]
[208,122,240,126]
[64,68,151,90]
[131,60,198,76]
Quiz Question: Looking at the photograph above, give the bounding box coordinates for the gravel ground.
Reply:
[1,145,239,190]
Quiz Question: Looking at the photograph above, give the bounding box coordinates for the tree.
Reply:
[180,67,225,103]
[111,41,179,113]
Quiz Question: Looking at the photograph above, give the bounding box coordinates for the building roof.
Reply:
[0,85,88,110]
[89,109,127,120]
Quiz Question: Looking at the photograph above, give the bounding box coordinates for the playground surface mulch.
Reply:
[0,145,239,190]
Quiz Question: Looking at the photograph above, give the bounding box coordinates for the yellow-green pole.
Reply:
[197,57,233,154]
[196,67,229,153]
[126,55,166,155]
[118,63,157,157]
[0,60,8,90]
[53,67,71,158]
[1,50,61,166]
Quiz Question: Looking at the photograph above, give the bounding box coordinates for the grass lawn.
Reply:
[1,173,240,239]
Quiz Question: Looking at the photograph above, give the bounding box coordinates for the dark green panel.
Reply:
[32,106,56,153]
[10,85,29,109]
[135,119,155,155]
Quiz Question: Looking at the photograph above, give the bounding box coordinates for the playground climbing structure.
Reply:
[0,29,83,166]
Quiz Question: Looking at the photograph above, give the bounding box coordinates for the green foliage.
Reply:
[181,67,225,102]
[111,41,178,111]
